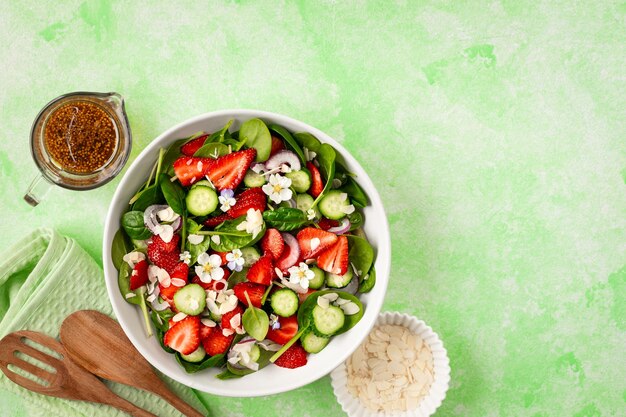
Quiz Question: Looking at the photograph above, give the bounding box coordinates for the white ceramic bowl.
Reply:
[330,312,450,417]
[103,110,391,396]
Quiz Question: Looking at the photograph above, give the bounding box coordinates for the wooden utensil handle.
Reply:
[154,384,206,417]
[103,393,159,417]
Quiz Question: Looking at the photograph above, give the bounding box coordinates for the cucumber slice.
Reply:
[318,190,352,220]
[311,304,345,337]
[191,179,212,189]
[180,345,206,362]
[243,170,266,188]
[240,344,261,366]
[240,246,261,267]
[173,284,206,315]
[285,170,311,193]
[301,329,330,354]
[209,310,222,322]
[308,266,325,290]
[186,186,218,216]
[131,239,148,251]
[296,193,321,218]
[270,288,299,317]
[325,267,354,289]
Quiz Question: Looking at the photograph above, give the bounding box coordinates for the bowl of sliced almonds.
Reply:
[330,312,450,417]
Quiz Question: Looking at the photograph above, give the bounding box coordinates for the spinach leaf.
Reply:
[358,265,376,293]
[131,184,163,212]
[297,290,364,334]
[347,211,364,230]
[262,207,309,231]
[156,328,176,354]
[176,352,226,374]
[122,211,152,240]
[159,173,186,215]
[150,308,174,333]
[268,124,306,164]
[209,119,233,143]
[341,176,368,208]
[227,268,249,289]
[111,229,132,270]
[194,142,229,158]
[216,369,241,380]
[222,346,275,378]
[186,219,211,265]
[118,262,141,306]
[242,302,269,341]
[312,144,336,206]
[209,217,265,252]
[346,235,374,280]
[163,138,188,176]
[294,132,321,153]
[239,118,271,162]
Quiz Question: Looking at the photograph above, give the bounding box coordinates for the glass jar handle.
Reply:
[24,175,53,207]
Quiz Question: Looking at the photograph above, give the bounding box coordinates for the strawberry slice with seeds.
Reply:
[316,235,349,275]
[261,228,285,260]
[152,234,181,253]
[202,326,235,356]
[227,187,266,219]
[205,148,256,191]
[270,136,285,157]
[266,315,298,345]
[274,342,307,369]
[129,260,149,290]
[221,305,244,331]
[164,316,200,355]
[180,134,209,156]
[317,218,340,231]
[307,162,323,197]
[247,255,274,286]
[147,242,179,274]
[173,156,212,187]
[296,227,338,259]
[233,282,266,308]
[159,283,180,307]
[200,323,213,340]
[204,213,231,228]
[169,262,189,282]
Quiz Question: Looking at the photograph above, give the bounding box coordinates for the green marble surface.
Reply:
[1,1,625,416]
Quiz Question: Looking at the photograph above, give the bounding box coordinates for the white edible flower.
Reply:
[287,262,316,290]
[218,189,237,212]
[153,224,174,243]
[195,253,225,283]
[123,251,145,268]
[226,249,245,272]
[179,250,191,265]
[188,234,204,245]
[157,207,179,223]
[262,174,293,204]
[306,209,316,220]
[236,208,264,238]
[269,314,280,330]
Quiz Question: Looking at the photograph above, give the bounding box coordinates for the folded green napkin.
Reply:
[0,228,208,417]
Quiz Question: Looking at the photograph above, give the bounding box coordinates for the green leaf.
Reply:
[163,138,189,177]
[358,265,376,293]
[293,132,321,153]
[262,207,309,231]
[111,229,132,270]
[239,118,272,162]
[347,211,364,230]
[223,346,275,377]
[346,235,374,281]
[118,262,141,306]
[122,211,152,240]
[312,144,336,207]
[186,219,210,265]
[242,294,269,341]
[268,124,306,164]
[156,328,176,354]
[131,184,163,212]
[297,290,364,334]
[159,174,186,215]
[227,267,249,289]
[176,352,226,374]
[210,217,265,252]
[209,119,233,143]
[150,308,174,332]
[340,176,368,208]
[194,142,229,158]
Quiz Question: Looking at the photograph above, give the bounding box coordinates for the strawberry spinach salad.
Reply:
[111,118,376,378]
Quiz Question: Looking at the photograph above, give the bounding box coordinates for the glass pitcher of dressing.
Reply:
[24,92,132,206]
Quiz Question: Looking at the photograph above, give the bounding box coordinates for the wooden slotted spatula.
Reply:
[59,310,205,417]
[0,330,156,417]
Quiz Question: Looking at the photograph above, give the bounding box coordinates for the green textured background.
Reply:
[1,1,625,416]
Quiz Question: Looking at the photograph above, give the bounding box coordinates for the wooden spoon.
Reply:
[60,310,205,417]
[0,330,156,417]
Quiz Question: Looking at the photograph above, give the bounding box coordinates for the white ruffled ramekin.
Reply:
[330,312,451,417]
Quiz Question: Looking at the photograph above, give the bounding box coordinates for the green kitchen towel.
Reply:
[0,228,207,417]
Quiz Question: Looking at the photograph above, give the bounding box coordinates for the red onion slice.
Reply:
[144,204,169,234]
[171,216,182,233]
[343,275,359,295]
[266,150,301,172]
[327,218,351,235]
[276,233,301,271]
[285,198,296,208]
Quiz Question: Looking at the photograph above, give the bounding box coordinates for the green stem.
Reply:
[196,231,250,237]
[260,283,274,305]
[138,287,153,338]
[270,326,308,363]
[244,291,258,320]
[154,148,166,182]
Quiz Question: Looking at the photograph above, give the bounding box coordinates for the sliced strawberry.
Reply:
[164,316,200,355]
[296,227,338,259]
[129,260,149,290]
[233,282,266,308]
[307,162,323,197]
[204,213,231,228]
[317,235,349,275]
[180,134,209,156]
[151,234,180,253]
[200,323,213,340]
[298,288,317,304]
[266,315,298,345]
[159,283,180,306]
[205,148,256,191]
[317,218,340,231]
[169,262,189,281]
[173,156,212,187]
[247,255,274,286]
[221,304,244,331]
[227,187,266,219]
[275,233,301,272]
[260,228,284,260]
[202,326,235,356]
[270,136,285,156]
[274,342,307,369]
[147,243,179,274]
